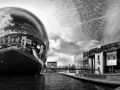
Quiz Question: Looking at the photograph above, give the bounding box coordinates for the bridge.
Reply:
[44,67,100,73]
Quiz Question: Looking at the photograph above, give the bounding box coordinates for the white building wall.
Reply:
[95,52,103,74]
[100,52,104,74]
[74,54,83,75]
[74,54,83,69]
[88,58,92,69]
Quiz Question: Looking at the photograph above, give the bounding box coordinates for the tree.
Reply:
[70,64,76,70]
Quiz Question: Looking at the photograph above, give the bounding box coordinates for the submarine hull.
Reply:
[0,49,42,75]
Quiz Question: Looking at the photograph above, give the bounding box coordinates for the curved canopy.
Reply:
[0,7,49,50]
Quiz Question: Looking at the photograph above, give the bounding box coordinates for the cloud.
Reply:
[47,48,56,57]
[102,1,120,44]
[49,39,61,49]
[47,56,59,62]
[56,39,79,55]
[57,53,74,66]
[0,13,13,29]
[76,40,100,52]
[0,12,16,37]
[49,35,80,55]
[47,52,74,66]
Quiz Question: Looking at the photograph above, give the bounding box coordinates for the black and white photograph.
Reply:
[0,0,119,90]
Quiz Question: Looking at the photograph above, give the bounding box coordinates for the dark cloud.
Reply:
[50,35,61,41]
[81,18,106,41]
[56,40,80,55]
[49,34,99,56]
[73,0,109,41]
[50,35,79,55]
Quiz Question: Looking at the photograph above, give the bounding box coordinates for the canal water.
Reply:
[0,73,116,90]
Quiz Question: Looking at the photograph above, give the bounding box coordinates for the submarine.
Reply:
[0,7,49,75]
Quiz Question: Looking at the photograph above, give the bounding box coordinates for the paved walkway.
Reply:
[59,73,120,87]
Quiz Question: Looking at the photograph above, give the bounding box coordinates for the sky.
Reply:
[0,0,119,66]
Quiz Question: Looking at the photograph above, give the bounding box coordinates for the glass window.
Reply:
[98,55,99,60]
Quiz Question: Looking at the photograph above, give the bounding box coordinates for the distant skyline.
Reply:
[0,0,119,66]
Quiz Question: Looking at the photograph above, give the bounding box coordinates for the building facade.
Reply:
[83,41,120,74]
[74,54,83,75]
[47,62,57,68]
[74,54,83,69]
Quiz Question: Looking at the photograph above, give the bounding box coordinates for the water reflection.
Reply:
[0,74,45,90]
[44,73,114,90]
[0,73,116,90]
